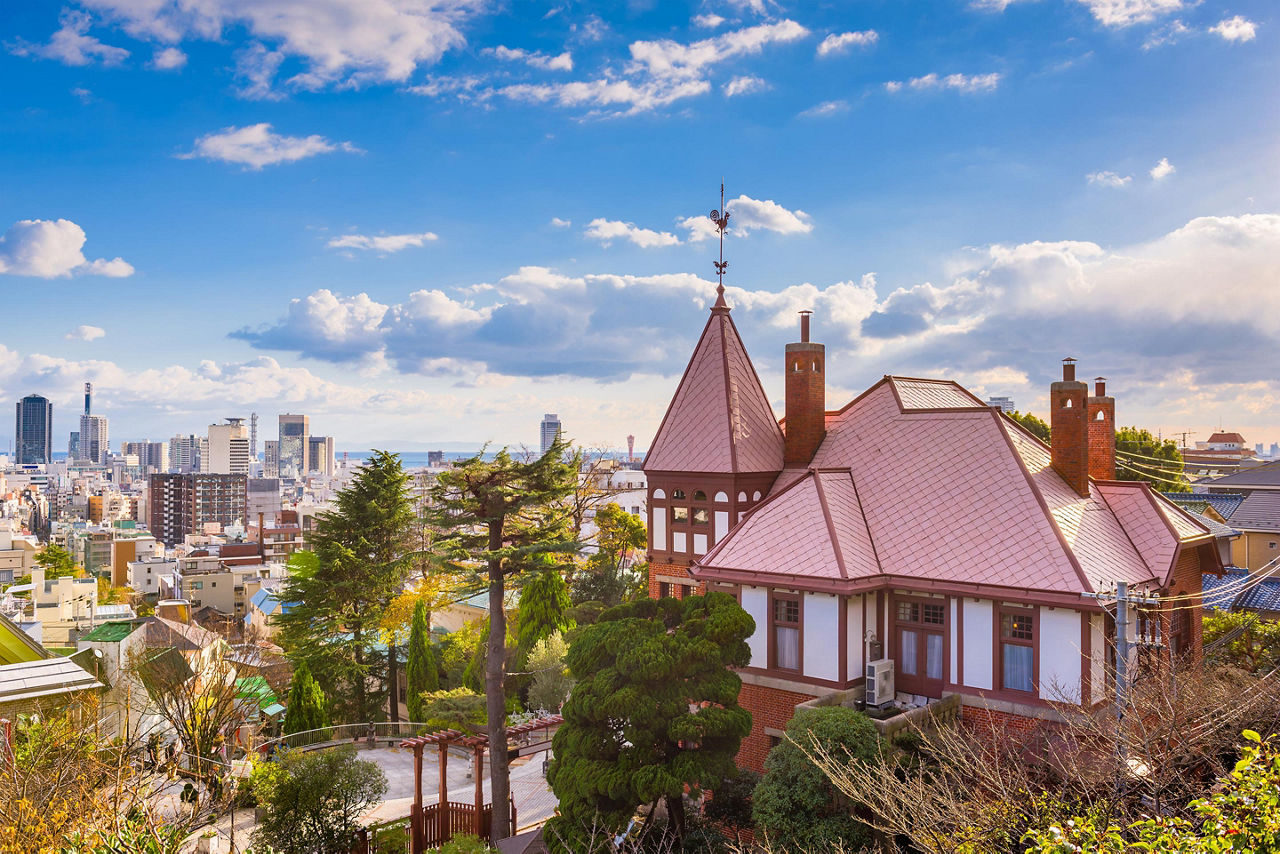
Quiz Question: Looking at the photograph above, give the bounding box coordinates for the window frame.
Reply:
[770,591,802,672]
[997,605,1038,694]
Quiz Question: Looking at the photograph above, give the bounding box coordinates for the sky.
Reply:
[0,0,1277,454]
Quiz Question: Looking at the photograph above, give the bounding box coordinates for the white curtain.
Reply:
[776,626,800,670]
[900,629,918,675]
[926,633,943,681]
[1003,643,1033,692]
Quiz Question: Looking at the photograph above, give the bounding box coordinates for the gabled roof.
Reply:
[1228,492,1280,533]
[1204,460,1280,488]
[1207,432,1247,444]
[1203,567,1280,613]
[142,616,222,652]
[644,306,784,475]
[1161,492,1246,520]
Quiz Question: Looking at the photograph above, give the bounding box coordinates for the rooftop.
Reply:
[80,619,139,643]
[0,656,103,706]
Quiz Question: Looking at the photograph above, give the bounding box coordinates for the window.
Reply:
[772,594,800,671]
[659,582,670,599]
[672,489,686,500]
[692,508,709,525]
[672,507,689,523]
[1000,610,1035,693]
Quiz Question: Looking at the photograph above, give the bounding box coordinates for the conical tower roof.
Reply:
[644,305,785,475]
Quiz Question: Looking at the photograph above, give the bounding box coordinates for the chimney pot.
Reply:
[799,310,812,343]
[1062,358,1077,382]
[1095,377,1106,397]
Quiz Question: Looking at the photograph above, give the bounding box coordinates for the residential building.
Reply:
[207,418,251,475]
[79,415,109,465]
[307,435,334,476]
[278,414,309,479]
[128,556,178,597]
[0,531,36,586]
[14,394,53,465]
[985,396,1016,413]
[1204,460,1280,497]
[27,567,98,624]
[247,477,281,522]
[148,473,248,547]
[1,612,102,719]
[244,585,292,640]
[540,413,562,456]
[1181,431,1257,478]
[645,297,1224,771]
[122,440,168,474]
[168,434,205,473]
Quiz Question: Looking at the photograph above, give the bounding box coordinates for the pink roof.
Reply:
[644,307,784,474]
[888,377,987,410]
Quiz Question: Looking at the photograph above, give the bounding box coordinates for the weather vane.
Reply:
[709,181,730,308]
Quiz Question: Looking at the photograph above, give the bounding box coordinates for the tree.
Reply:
[1204,609,1280,673]
[276,451,417,723]
[417,687,487,732]
[34,543,78,579]
[282,660,328,736]
[252,745,388,854]
[1115,426,1189,492]
[516,560,575,660]
[572,502,647,607]
[428,438,579,840]
[406,599,440,722]
[131,644,242,777]
[1008,410,1051,443]
[545,592,754,852]
[526,630,573,713]
[753,706,881,851]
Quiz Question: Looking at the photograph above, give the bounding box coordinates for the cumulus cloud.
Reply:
[886,72,1002,94]
[1087,170,1132,187]
[681,195,813,241]
[1210,16,1257,42]
[151,46,187,69]
[550,217,572,228]
[66,325,106,342]
[970,0,1035,10]
[584,219,681,249]
[816,30,878,57]
[1076,0,1183,28]
[0,219,134,279]
[486,45,572,71]
[724,75,767,96]
[1149,157,1175,180]
[9,9,129,66]
[693,14,725,28]
[799,99,850,117]
[327,231,439,252]
[1142,19,1189,50]
[73,0,480,93]
[179,123,361,169]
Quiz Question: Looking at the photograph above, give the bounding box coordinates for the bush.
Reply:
[252,745,388,854]
[431,834,495,853]
[752,706,881,851]
[703,767,760,831]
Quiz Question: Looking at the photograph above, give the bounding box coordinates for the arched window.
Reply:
[653,488,666,500]
[753,490,762,501]
[672,489,686,500]
[1064,399,1073,408]
[1095,411,1106,421]
[692,490,707,501]
[738,491,748,502]
[714,491,729,503]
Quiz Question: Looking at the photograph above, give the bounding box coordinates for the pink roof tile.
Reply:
[1093,482,1178,580]
[889,377,987,410]
[1152,493,1211,540]
[644,308,784,474]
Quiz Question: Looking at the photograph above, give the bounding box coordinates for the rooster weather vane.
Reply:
[710,182,730,309]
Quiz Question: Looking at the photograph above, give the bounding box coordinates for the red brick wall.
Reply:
[784,342,825,466]
[1050,372,1090,497]
[1167,546,1205,660]
[960,704,1049,749]
[1086,389,1115,481]
[647,560,704,599]
[735,682,819,772]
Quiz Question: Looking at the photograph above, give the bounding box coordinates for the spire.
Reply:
[709,182,730,312]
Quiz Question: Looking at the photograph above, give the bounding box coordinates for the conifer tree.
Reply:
[516,558,575,661]
[406,599,438,722]
[282,660,328,735]
[545,592,754,852]
[428,438,578,840]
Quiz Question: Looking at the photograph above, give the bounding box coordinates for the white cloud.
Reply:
[799,99,849,117]
[327,232,439,252]
[9,9,129,66]
[1149,157,1175,180]
[816,30,878,57]
[970,0,1035,10]
[1087,170,1132,187]
[66,325,106,342]
[1142,19,1189,50]
[486,45,573,71]
[0,219,134,279]
[550,217,572,228]
[888,72,1002,94]
[693,14,725,28]
[585,219,681,249]
[77,0,481,92]
[71,87,93,103]
[498,77,712,116]
[1076,0,1183,28]
[1210,16,1257,42]
[627,20,808,81]
[724,75,767,96]
[179,123,361,169]
[151,46,187,69]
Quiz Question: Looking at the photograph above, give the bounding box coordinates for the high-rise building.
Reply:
[250,412,259,461]
[68,431,79,458]
[14,394,52,464]
[79,414,109,465]
[540,413,562,456]
[263,440,280,478]
[208,418,250,475]
[307,435,334,476]
[986,396,1016,413]
[123,440,168,473]
[169,434,206,473]
[278,414,310,479]
[148,473,248,547]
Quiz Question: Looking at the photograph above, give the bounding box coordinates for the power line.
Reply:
[1116,461,1192,488]
[1115,448,1190,466]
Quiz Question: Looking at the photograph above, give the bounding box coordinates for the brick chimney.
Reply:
[1050,358,1090,497]
[1087,377,1116,481]
[785,311,826,466]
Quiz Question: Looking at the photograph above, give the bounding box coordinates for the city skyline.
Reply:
[1,0,1277,451]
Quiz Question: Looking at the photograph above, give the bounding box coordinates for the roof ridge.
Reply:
[813,471,848,579]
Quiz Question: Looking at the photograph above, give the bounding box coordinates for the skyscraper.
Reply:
[278,414,309,479]
[148,473,248,547]
[77,381,109,464]
[14,394,52,464]
[208,418,250,475]
[169,434,205,473]
[307,435,334,476]
[540,413,562,456]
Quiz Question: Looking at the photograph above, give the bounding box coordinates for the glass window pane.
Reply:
[923,604,945,625]
[900,629,918,675]
[926,633,943,680]
[776,626,799,670]
[1003,643,1033,692]
[672,507,688,523]
[692,508,709,525]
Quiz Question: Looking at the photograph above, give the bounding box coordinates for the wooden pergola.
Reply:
[399,714,562,851]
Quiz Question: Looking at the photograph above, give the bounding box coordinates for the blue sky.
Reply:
[1,0,1276,453]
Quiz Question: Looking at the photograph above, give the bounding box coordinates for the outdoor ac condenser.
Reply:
[865,658,895,706]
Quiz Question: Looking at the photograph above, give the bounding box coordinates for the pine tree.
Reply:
[516,559,575,661]
[406,599,439,722]
[282,661,328,735]
[428,438,578,840]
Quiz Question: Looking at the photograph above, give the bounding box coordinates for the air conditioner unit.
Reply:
[866,658,895,707]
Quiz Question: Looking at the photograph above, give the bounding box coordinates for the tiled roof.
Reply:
[1207,432,1247,445]
[888,377,987,410]
[0,657,103,706]
[644,308,784,475]
[1228,492,1280,533]
[1187,511,1238,540]
[1203,567,1280,613]
[1203,460,1280,488]
[143,616,222,652]
[1161,492,1246,520]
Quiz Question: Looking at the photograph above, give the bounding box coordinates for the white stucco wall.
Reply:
[741,586,768,668]
[652,508,666,552]
[714,511,729,542]
[1090,613,1105,703]
[846,594,864,681]
[1039,607,1083,702]
[804,592,840,681]
[950,597,959,684]
[962,598,994,691]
